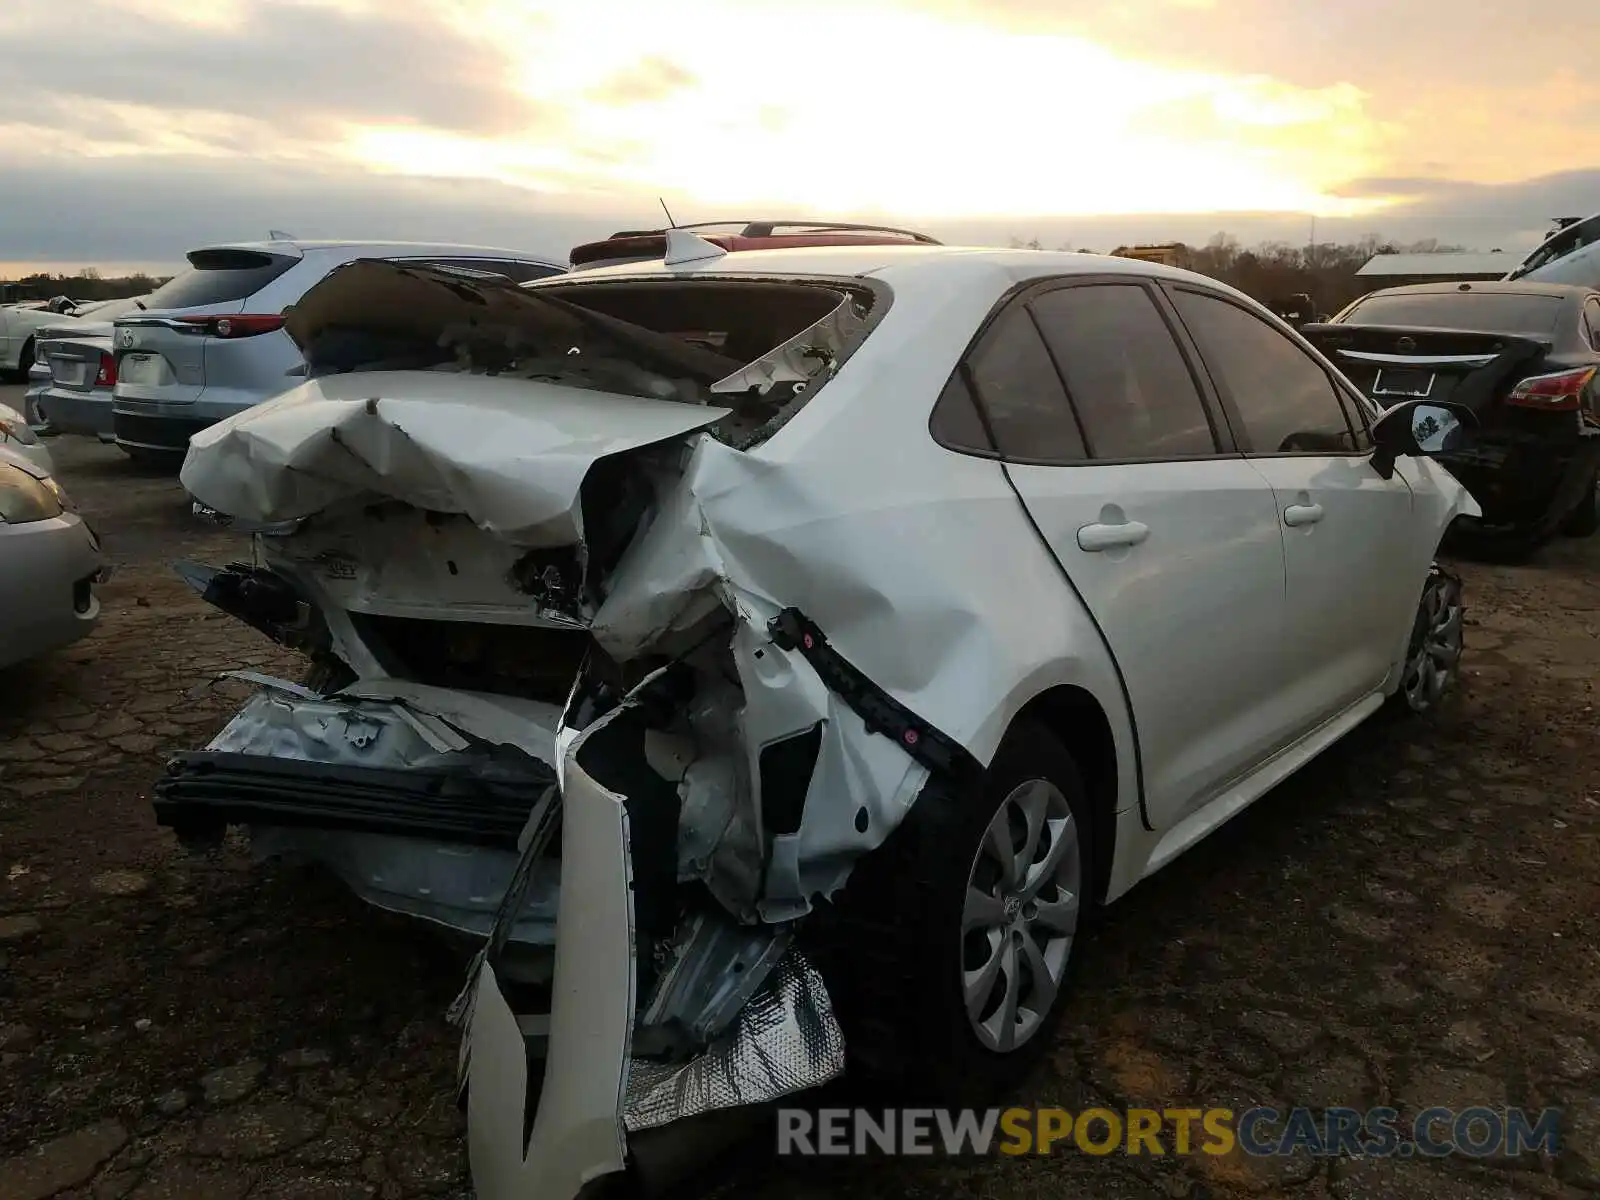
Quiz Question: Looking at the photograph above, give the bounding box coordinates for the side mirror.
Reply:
[1370,400,1477,479]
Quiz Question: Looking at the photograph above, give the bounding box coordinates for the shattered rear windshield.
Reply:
[292,263,885,449]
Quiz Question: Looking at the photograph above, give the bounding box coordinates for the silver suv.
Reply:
[111,240,565,461]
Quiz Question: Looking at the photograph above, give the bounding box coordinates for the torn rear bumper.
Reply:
[462,725,635,1199]
[459,687,845,1200]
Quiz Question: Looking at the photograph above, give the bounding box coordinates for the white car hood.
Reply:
[180,371,731,548]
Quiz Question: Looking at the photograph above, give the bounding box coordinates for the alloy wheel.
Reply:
[1402,571,1464,712]
[960,778,1081,1053]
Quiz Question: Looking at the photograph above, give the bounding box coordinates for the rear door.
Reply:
[1169,286,1421,725]
[970,278,1292,831]
[113,246,302,405]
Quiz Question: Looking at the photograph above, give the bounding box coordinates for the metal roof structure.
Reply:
[1356,252,1521,278]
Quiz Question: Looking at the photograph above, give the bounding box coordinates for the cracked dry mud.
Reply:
[3,433,1599,1200]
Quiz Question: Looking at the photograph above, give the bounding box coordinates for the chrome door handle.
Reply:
[1077,521,1150,552]
[1283,502,1324,527]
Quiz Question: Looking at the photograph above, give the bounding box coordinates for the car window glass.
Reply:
[143,250,298,309]
[1173,290,1358,454]
[965,307,1087,462]
[929,370,995,452]
[1029,284,1216,459]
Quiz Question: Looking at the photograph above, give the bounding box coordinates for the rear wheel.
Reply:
[811,719,1091,1101]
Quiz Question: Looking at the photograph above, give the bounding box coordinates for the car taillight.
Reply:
[1506,366,1596,411]
[95,352,117,387]
[174,314,286,338]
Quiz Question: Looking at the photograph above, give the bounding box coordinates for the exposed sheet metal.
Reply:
[193,687,563,944]
[632,913,793,1057]
[622,948,845,1134]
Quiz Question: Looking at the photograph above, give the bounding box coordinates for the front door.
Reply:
[1167,286,1422,725]
[961,279,1294,831]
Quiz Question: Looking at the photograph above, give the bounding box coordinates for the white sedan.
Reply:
[166,241,1478,1199]
[1,296,85,377]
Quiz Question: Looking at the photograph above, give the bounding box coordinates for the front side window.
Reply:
[1172,289,1359,455]
[1029,284,1216,459]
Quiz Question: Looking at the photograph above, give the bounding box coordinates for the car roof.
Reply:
[189,240,565,263]
[544,242,1249,295]
[1357,281,1597,301]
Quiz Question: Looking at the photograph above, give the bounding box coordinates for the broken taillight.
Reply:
[1506,366,1596,411]
[95,352,116,388]
[173,314,286,339]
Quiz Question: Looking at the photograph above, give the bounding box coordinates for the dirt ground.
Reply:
[2,427,1599,1200]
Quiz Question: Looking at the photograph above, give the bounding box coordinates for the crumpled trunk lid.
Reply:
[180,370,730,550]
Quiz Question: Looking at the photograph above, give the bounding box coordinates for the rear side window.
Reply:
[1029,284,1217,459]
[143,248,299,309]
[1173,289,1359,455]
[964,307,1087,462]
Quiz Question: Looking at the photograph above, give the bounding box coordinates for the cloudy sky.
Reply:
[2,0,1596,273]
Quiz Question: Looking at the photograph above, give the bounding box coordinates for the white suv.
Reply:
[110,240,565,461]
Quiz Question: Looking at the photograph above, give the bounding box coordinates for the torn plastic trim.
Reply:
[766,607,985,792]
[456,688,640,1200]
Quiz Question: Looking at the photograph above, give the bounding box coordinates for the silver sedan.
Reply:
[0,446,101,669]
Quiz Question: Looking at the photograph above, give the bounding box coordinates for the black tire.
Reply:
[808,718,1093,1103]
[6,339,33,384]
[1559,473,1599,537]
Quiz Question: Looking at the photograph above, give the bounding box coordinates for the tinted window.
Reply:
[143,249,299,310]
[966,307,1086,462]
[1173,290,1357,455]
[1030,284,1216,459]
[1342,291,1565,336]
[929,371,994,452]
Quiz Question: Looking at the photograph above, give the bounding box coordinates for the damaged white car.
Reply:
[158,238,1480,1199]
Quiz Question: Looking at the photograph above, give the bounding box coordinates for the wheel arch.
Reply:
[1005,684,1118,903]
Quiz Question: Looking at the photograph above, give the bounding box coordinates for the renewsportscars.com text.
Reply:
[777,1106,1561,1158]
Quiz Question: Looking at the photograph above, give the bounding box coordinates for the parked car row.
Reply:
[148,233,1479,1200]
[21,222,943,463]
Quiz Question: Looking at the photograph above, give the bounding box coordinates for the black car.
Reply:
[1304,282,1600,557]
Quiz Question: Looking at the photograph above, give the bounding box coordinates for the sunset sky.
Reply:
[1,0,1596,272]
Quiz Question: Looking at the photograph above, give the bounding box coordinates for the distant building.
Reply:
[1355,251,1521,287]
[1111,244,1184,266]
